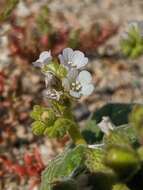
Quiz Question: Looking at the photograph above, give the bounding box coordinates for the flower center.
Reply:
[71,81,82,92]
[67,61,76,68]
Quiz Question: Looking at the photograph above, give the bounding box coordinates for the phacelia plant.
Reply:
[31,22,143,190]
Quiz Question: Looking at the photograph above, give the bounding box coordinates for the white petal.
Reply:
[32,61,43,67]
[72,50,88,69]
[58,54,65,65]
[63,48,74,62]
[68,69,78,82]
[77,70,92,84]
[39,51,52,62]
[62,78,70,91]
[81,84,94,96]
[70,90,81,98]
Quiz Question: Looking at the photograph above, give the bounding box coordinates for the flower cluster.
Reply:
[33,48,94,100]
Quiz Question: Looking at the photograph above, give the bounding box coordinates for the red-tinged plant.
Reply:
[80,22,118,52]
[0,148,45,189]
[0,71,5,94]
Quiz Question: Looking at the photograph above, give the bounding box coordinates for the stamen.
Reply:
[68,61,72,65]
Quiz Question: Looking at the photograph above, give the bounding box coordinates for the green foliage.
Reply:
[43,62,67,79]
[82,119,102,144]
[130,105,143,144]
[40,145,86,190]
[36,6,52,34]
[0,0,19,22]
[112,183,130,190]
[30,105,56,136]
[44,118,72,138]
[39,103,143,190]
[32,121,47,136]
[105,145,140,180]
[68,29,81,49]
[103,127,133,148]
[92,103,134,125]
[85,147,113,174]
[120,26,143,58]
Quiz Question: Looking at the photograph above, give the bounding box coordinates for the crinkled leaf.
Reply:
[103,126,134,149]
[85,147,113,174]
[40,145,86,190]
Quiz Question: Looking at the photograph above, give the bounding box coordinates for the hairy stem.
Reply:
[68,123,87,145]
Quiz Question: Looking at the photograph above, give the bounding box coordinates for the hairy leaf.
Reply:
[40,145,86,190]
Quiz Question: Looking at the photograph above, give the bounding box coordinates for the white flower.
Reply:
[98,117,114,135]
[62,70,94,98]
[58,48,88,70]
[33,51,52,68]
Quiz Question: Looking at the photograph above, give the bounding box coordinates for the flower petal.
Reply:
[39,51,52,62]
[58,54,65,65]
[33,61,43,67]
[62,78,70,91]
[81,84,94,96]
[63,48,74,62]
[70,90,81,98]
[72,50,88,69]
[77,70,92,84]
[68,69,78,82]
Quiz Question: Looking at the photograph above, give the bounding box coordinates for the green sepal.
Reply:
[44,118,72,138]
[43,62,67,79]
[30,105,44,120]
[30,105,56,126]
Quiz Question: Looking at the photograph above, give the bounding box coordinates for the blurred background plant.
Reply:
[1,0,143,190]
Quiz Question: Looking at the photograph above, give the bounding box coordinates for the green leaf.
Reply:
[92,103,134,126]
[120,26,143,59]
[32,121,47,136]
[85,147,114,174]
[40,145,86,190]
[82,119,102,144]
[103,127,132,149]
[52,179,77,190]
[112,183,130,190]
[0,0,19,22]
[105,145,140,180]
[130,105,143,144]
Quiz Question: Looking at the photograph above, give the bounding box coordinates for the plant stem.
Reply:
[68,123,87,145]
